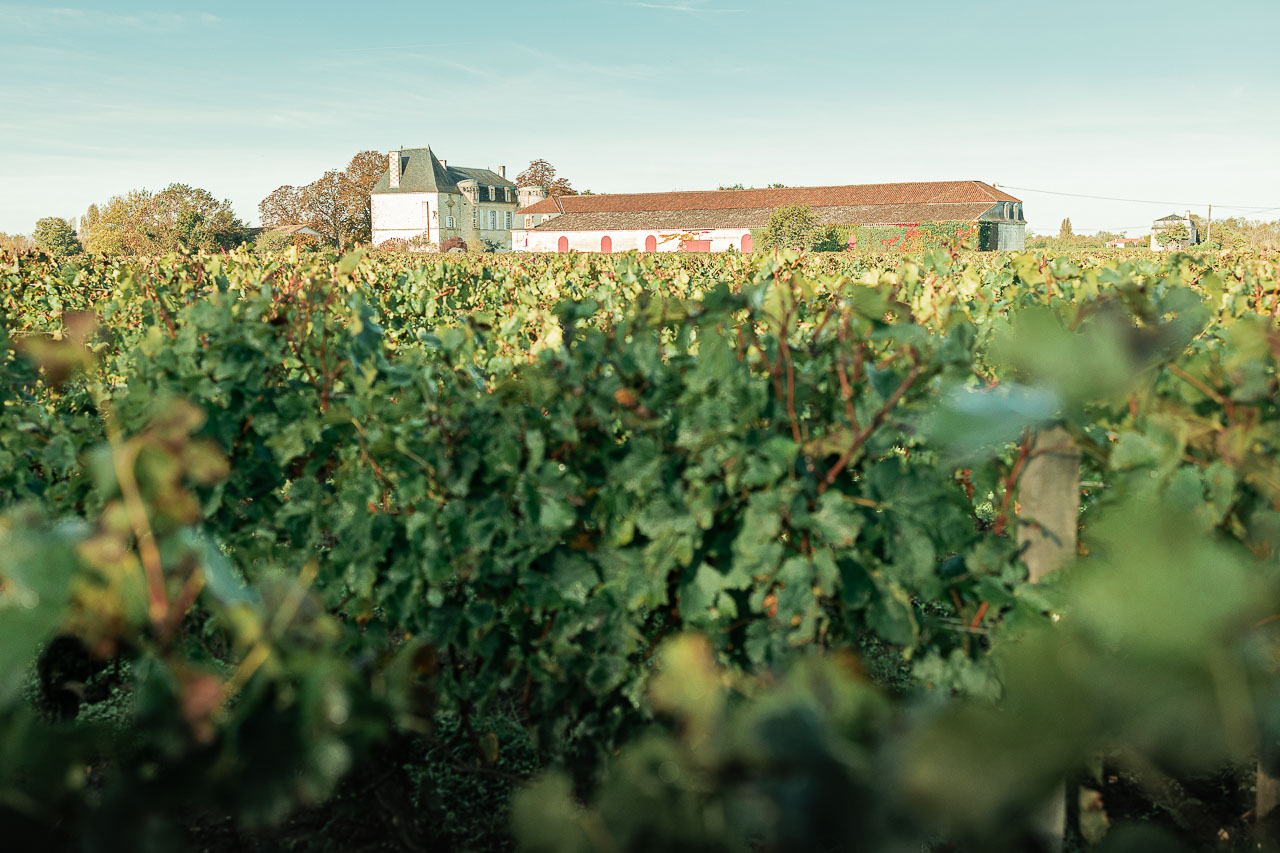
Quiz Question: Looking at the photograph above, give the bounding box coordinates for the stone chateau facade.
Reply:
[370,146,546,249]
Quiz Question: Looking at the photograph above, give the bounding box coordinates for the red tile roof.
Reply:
[516,180,1018,216]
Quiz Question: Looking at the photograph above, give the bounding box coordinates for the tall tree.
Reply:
[1157,220,1191,249]
[301,171,355,251]
[258,185,305,230]
[1059,218,1073,239]
[81,185,246,255]
[516,159,576,197]
[759,204,818,251]
[341,150,386,245]
[257,150,384,247]
[32,217,82,257]
[152,184,248,250]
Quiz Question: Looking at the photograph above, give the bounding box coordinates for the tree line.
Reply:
[17,154,583,258]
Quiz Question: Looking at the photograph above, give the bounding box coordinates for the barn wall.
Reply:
[996,222,1026,250]
[372,191,432,244]
[511,227,754,253]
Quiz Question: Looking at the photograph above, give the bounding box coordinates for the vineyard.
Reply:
[4,244,1280,851]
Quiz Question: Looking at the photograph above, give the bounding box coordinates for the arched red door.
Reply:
[741,233,753,252]
[644,235,657,253]
[557,236,569,253]
[600,235,612,253]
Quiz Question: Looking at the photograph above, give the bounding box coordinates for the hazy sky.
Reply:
[3,0,1278,236]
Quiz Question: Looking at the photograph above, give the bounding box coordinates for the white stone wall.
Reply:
[373,191,517,249]
[372,191,434,245]
[511,227,754,253]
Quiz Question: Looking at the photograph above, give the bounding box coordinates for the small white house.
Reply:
[1151,212,1200,251]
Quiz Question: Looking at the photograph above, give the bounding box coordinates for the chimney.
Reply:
[389,150,400,189]
[440,159,447,169]
[498,165,506,179]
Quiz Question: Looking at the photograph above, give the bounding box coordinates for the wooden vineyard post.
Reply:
[1260,763,1280,840]
[1016,425,1081,849]
[1016,426,1080,583]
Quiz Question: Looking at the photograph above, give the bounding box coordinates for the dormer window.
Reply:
[504,187,511,202]
[525,215,532,228]
[488,186,495,201]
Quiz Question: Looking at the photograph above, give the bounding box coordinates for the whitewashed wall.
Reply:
[374,191,516,248]
[511,227,754,253]
[372,192,434,244]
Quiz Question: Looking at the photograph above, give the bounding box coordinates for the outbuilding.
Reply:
[511,181,1025,252]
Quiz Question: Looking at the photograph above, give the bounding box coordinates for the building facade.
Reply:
[371,147,545,250]
[511,181,1026,253]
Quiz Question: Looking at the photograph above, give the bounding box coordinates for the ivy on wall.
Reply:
[748,221,998,252]
[849,221,997,252]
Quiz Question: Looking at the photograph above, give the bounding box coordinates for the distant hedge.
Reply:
[748,220,997,252]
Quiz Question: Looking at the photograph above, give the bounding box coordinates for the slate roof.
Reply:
[525,201,1003,232]
[516,181,1018,218]
[372,146,516,195]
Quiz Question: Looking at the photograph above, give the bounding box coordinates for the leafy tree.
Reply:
[1157,219,1191,249]
[1059,218,1073,239]
[154,183,248,251]
[758,203,819,251]
[810,225,845,252]
[257,151,384,248]
[255,230,292,253]
[718,183,747,191]
[515,159,576,197]
[31,217,82,257]
[301,171,355,250]
[81,185,246,254]
[341,150,386,244]
[259,185,305,230]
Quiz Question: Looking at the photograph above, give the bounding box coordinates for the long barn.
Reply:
[511,181,1025,252]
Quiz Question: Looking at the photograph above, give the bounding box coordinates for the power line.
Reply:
[994,184,1277,212]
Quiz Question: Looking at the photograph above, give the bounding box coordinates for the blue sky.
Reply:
[2,0,1278,236]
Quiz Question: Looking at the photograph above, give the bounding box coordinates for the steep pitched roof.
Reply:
[516,180,1019,216]
[528,202,1000,233]
[372,146,516,195]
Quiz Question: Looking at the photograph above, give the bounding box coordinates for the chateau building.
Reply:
[370,146,547,249]
[512,181,1026,252]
